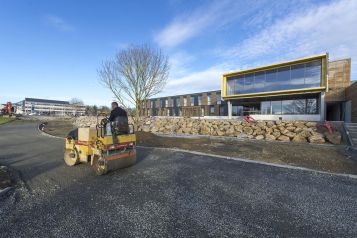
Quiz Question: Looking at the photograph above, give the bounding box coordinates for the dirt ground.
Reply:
[43,120,357,175]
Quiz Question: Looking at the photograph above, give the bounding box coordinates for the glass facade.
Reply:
[198,95,202,106]
[261,98,318,115]
[176,97,180,107]
[207,95,211,105]
[217,93,221,104]
[191,96,195,106]
[226,59,322,95]
[261,101,271,114]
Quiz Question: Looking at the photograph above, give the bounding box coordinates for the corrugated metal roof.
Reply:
[25,98,69,104]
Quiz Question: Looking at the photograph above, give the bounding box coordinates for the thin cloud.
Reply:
[162,0,357,96]
[218,0,357,69]
[154,0,267,48]
[44,15,75,32]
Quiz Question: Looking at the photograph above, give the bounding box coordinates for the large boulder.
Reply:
[142,125,150,132]
[277,135,290,142]
[308,135,325,144]
[265,127,273,134]
[265,134,276,141]
[243,127,253,135]
[272,131,281,138]
[306,122,317,127]
[266,121,275,127]
[292,135,307,143]
[284,131,296,139]
[255,135,264,140]
[325,131,342,145]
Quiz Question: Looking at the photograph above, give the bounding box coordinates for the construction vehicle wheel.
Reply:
[64,149,79,166]
[93,156,107,176]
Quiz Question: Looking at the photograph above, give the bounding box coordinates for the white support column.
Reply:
[228,100,232,119]
[320,92,325,121]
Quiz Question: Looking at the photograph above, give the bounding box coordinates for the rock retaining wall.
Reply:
[73,116,341,144]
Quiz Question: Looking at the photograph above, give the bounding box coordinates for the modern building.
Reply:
[141,90,227,117]
[145,53,353,122]
[222,53,352,121]
[18,98,86,116]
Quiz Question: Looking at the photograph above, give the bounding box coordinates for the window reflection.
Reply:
[226,60,322,95]
[244,73,254,93]
[191,96,195,106]
[271,101,282,115]
[261,101,271,114]
[305,61,321,88]
[198,95,202,106]
[306,98,317,114]
[254,71,265,92]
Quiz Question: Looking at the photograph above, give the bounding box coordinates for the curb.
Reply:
[0,187,13,196]
[37,123,65,140]
[137,145,357,179]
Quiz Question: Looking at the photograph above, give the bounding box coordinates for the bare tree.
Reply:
[70,98,84,105]
[69,98,84,116]
[98,44,169,124]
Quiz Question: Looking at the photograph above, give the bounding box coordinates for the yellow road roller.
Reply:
[64,115,136,175]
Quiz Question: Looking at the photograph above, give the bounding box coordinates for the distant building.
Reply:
[17,98,86,116]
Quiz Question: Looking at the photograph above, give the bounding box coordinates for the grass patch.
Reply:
[0,116,15,125]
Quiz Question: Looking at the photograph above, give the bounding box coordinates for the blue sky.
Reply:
[0,0,356,106]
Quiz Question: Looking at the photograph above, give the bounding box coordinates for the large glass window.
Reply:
[207,94,211,105]
[176,97,181,107]
[226,59,322,95]
[227,79,234,95]
[254,71,265,92]
[216,93,221,104]
[234,75,245,94]
[294,99,306,114]
[291,63,305,88]
[198,95,202,106]
[184,97,187,106]
[244,73,254,93]
[271,101,282,115]
[165,99,168,107]
[305,61,321,88]
[265,69,277,91]
[232,106,243,116]
[210,106,215,114]
[306,98,318,114]
[276,66,291,90]
[261,101,271,114]
[191,96,195,106]
[282,100,294,114]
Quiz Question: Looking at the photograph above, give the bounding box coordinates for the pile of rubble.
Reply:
[74,116,341,144]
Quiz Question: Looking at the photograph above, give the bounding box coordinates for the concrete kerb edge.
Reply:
[0,187,13,196]
[36,124,357,179]
[137,145,357,179]
[37,123,64,140]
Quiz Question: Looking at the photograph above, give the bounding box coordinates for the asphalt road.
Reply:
[0,121,357,238]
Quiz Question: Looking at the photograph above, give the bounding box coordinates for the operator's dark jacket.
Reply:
[109,107,127,122]
[109,107,129,134]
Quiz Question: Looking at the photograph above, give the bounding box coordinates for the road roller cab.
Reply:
[64,115,136,175]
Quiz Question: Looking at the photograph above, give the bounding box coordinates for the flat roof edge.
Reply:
[223,53,328,77]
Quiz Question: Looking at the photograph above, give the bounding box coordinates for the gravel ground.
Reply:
[0,122,357,237]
